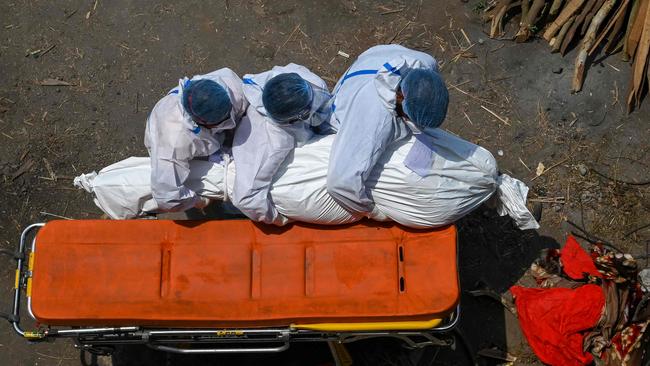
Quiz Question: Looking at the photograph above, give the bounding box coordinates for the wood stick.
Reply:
[550,0,566,15]
[388,20,412,43]
[589,0,631,56]
[560,0,598,56]
[491,0,514,37]
[460,28,472,46]
[521,0,531,25]
[40,211,72,220]
[480,105,511,125]
[623,0,641,58]
[551,15,576,52]
[603,5,629,53]
[573,0,617,92]
[581,0,606,36]
[580,0,604,37]
[627,1,650,111]
[519,157,532,171]
[544,0,587,41]
[626,0,648,59]
[528,197,566,203]
[516,0,546,42]
[448,83,500,106]
[274,24,301,58]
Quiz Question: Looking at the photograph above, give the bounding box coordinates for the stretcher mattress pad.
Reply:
[30,220,458,327]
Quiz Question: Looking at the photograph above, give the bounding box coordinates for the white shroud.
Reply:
[74,131,539,230]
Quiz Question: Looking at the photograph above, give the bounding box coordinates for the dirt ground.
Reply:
[0,0,648,365]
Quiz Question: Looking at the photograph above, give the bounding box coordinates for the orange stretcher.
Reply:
[5,220,459,354]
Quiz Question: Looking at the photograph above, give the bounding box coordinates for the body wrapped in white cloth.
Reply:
[74,130,539,230]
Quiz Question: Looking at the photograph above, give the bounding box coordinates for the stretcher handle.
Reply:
[147,342,290,354]
[7,223,45,338]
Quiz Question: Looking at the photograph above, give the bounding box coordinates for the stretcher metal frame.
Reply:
[3,223,459,355]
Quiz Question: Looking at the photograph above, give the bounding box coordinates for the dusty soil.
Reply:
[0,0,648,365]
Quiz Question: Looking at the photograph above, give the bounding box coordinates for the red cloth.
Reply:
[560,235,601,280]
[511,285,605,366]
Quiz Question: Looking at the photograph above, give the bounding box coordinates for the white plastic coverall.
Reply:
[231,64,336,225]
[327,44,439,216]
[144,68,247,212]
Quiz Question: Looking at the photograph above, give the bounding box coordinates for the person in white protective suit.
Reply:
[144,68,247,213]
[327,44,449,218]
[230,64,337,225]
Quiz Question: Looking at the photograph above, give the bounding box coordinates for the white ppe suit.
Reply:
[327,44,439,216]
[231,64,336,225]
[144,68,247,212]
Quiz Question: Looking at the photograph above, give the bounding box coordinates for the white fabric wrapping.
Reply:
[74,132,539,230]
[74,157,227,220]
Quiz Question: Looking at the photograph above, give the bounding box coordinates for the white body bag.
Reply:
[74,130,539,230]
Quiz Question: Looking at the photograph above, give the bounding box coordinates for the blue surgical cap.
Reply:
[400,69,449,129]
[262,73,312,123]
[182,79,232,125]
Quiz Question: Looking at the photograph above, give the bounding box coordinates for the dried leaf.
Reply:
[536,162,546,176]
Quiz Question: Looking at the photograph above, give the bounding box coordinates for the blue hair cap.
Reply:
[400,69,449,129]
[182,79,232,125]
[262,73,312,122]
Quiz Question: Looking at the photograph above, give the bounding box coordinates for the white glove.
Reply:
[194,196,212,209]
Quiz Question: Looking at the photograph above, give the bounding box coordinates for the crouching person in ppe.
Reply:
[144,68,247,213]
[231,64,336,225]
[327,44,448,218]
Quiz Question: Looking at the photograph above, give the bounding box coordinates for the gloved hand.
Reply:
[208,152,223,164]
[194,196,212,209]
[274,214,293,226]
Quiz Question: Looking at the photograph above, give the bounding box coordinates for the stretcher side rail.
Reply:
[67,316,458,354]
[4,223,459,355]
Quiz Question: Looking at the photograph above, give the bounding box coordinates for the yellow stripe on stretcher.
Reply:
[26,278,33,297]
[23,331,45,340]
[26,251,35,297]
[291,318,443,332]
[14,269,20,289]
[28,251,35,271]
